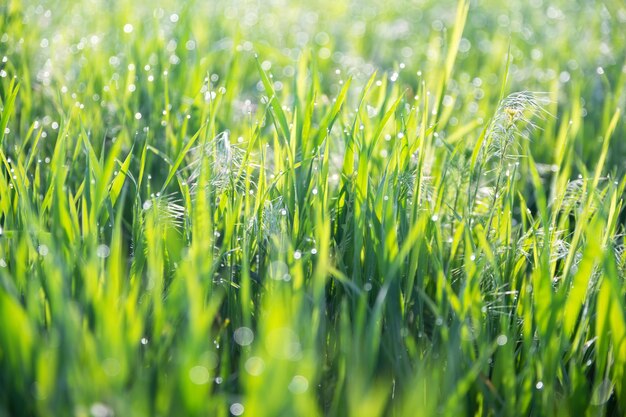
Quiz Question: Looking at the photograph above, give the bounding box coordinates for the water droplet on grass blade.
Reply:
[245,356,265,376]
[38,245,49,257]
[90,403,114,417]
[96,245,110,258]
[189,366,210,385]
[289,375,309,394]
[230,403,244,416]
[233,327,254,346]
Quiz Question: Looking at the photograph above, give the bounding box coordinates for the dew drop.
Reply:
[96,244,111,258]
[38,245,49,257]
[90,403,114,417]
[233,327,254,346]
[245,356,265,376]
[189,366,210,385]
[230,403,244,416]
[288,375,309,394]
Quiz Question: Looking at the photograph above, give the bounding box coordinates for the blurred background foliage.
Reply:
[1,0,626,416]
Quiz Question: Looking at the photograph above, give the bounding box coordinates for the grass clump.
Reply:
[1,0,626,416]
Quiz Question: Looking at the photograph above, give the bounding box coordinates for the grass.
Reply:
[1,0,626,415]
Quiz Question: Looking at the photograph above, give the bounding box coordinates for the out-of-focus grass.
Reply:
[1,0,626,416]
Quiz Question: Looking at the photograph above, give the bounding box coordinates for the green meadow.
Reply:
[1,0,626,415]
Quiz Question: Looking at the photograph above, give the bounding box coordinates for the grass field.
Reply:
[1,0,626,415]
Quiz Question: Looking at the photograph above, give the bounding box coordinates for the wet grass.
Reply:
[1,0,626,416]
